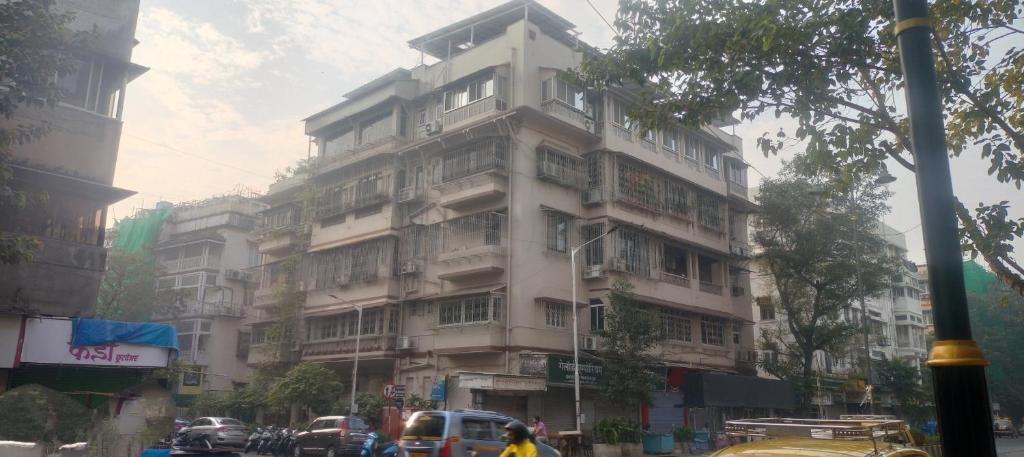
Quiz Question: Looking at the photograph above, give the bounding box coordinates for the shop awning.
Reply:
[683,372,795,410]
[457,371,547,392]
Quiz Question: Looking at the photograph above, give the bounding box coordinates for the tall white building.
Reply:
[247,0,791,431]
[753,222,927,416]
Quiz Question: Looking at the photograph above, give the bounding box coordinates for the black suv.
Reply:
[293,416,370,457]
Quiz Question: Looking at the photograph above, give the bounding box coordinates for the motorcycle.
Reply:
[257,426,276,455]
[171,428,213,451]
[273,428,297,457]
[245,428,263,453]
[362,432,398,457]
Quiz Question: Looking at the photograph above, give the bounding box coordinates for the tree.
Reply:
[754,163,897,415]
[578,0,1024,294]
[0,0,81,264]
[969,285,1024,420]
[95,250,169,321]
[268,362,344,418]
[601,279,662,409]
[875,358,933,426]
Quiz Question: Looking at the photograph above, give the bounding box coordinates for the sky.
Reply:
[111,0,1023,265]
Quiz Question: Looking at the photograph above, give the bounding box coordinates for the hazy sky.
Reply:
[111,0,1022,265]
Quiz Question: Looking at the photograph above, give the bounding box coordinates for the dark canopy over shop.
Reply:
[683,372,795,410]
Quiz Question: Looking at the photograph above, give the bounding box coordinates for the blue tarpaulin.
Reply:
[72,318,179,352]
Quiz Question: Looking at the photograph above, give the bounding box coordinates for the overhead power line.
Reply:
[585,0,617,35]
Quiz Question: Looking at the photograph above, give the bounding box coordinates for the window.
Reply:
[545,211,572,253]
[610,98,630,127]
[727,161,746,185]
[759,302,776,321]
[438,295,502,326]
[581,224,605,267]
[642,129,657,144]
[545,302,569,328]
[697,254,719,284]
[537,147,584,188]
[663,180,690,218]
[663,129,681,153]
[892,287,906,298]
[444,75,494,111]
[703,147,721,170]
[437,138,508,183]
[696,193,723,230]
[701,317,725,346]
[662,244,689,278]
[322,129,355,158]
[461,419,494,440]
[683,134,701,161]
[251,326,267,345]
[590,299,606,332]
[612,227,652,277]
[661,308,692,342]
[542,78,590,114]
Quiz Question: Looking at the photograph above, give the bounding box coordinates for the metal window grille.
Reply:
[697,192,724,230]
[317,164,395,220]
[544,210,573,253]
[663,180,691,219]
[537,147,585,189]
[435,137,508,184]
[585,153,604,190]
[310,237,397,289]
[616,158,662,212]
[610,227,652,277]
[661,308,692,342]
[437,294,503,326]
[701,316,725,346]
[439,212,506,254]
[581,223,605,266]
[545,301,569,328]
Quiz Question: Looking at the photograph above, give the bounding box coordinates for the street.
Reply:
[998,438,1024,456]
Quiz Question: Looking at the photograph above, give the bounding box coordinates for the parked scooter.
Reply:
[171,428,213,451]
[245,427,264,453]
[257,426,276,455]
[273,428,297,457]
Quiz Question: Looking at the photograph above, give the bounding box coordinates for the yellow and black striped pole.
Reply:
[891,0,997,455]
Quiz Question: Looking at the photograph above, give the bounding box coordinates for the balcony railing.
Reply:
[162,256,219,272]
[660,272,691,287]
[540,99,595,132]
[443,96,507,129]
[612,124,633,142]
[302,334,397,358]
[397,186,425,203]
[727,180,749,199]
[699,282,723,295]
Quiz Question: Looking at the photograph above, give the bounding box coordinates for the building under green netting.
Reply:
[110,208,170,253]
[963,260,998,295]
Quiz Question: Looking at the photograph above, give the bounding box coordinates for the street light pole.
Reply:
[569,225,618,433]
[891,1,995,455]
[350,304,364,414]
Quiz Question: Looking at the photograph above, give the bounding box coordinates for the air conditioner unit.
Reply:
[400,260,421,275]
[582,336,599,351]
[397,336,415,350]
[225,269,243,281]
[582,188,604,205]
[425,120,442,135]
[582,265,604,279]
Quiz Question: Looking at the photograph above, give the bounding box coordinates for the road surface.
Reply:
[999,437,1024,456]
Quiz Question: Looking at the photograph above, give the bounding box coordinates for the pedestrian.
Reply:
[532,416,548,443]
[500,421,538,457]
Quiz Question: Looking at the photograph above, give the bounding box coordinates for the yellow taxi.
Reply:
[708,417,932,457]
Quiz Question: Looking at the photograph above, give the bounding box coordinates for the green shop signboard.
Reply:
[548,354,606,386]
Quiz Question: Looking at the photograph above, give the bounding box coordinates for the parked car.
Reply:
[174,419,190,432]
[398,409,560,457]
[293,416,370,457]
[995,418,1019,438]
[183,416,249,448]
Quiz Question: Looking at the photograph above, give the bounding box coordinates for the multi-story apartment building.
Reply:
[0,0,150,392]
[753,223,927,417]
[152,195,265,401]
[250,0,770,431]
[916,264,933,335]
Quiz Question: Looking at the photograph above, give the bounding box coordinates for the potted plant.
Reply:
[619,421,643,457]
[672,426,694,455]
[594,418,623,457]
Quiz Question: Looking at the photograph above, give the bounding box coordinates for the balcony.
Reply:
[301,334,397,360]
[0,237,106,316]
[437,245,507,280]
[259,229,303,254]
[660,272,691,288]
[727,180,749,200]
[699,282,724,295]
[434,138,509,208]
[317,190,392,220]
[397,186,425,203]
[540,99,597,134]
[162,255,220,272]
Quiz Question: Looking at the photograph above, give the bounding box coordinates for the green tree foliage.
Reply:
[969,286,1024,420]
[0,0,81,265]
[875,358,933,426]
[579,0,1024,294]
[268,362,344,416]
[262,254,305,362]
[754,162,897,415]
[601,279,661,409]
[0,384,90,444]
[95,250,169,321]
[334,393,387,428]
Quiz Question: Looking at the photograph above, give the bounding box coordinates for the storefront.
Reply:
[457,371,548,421]
[682,372,795,431]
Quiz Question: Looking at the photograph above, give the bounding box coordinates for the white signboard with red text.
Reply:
[19,318,172,368]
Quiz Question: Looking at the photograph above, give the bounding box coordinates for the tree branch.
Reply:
[954,200,1024,296]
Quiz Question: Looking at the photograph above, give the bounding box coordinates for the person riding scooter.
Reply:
[499,421,537,457]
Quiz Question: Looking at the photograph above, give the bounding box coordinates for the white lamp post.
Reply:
[569,225,618,433]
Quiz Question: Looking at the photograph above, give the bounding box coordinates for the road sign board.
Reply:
[394,384,406,399]
[384,384,396,399]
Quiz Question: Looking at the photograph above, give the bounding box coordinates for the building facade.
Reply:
[753,223,928,416]
[152,195,265,402]
[0,0,149,393]
[249,0,761,432]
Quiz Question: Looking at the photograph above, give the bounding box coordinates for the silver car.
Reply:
[400,410,559,457]
[184,416,249,448]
